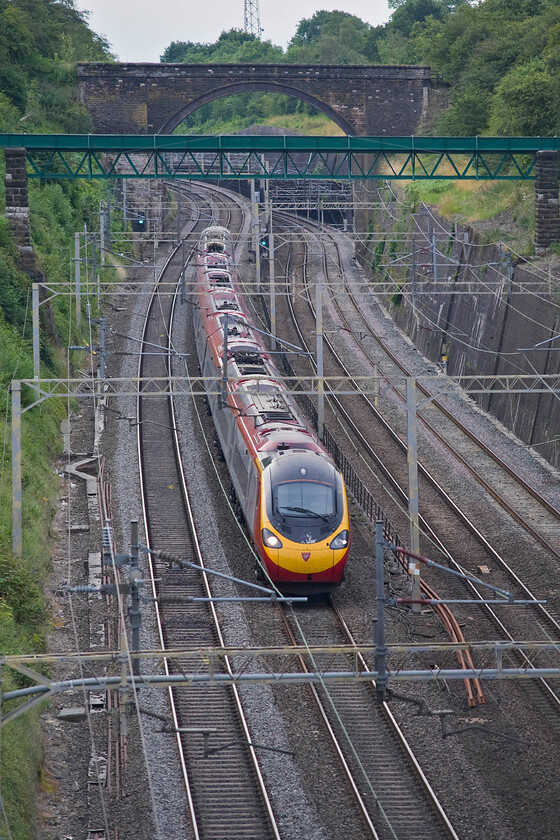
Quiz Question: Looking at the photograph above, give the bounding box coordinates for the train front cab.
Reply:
[258,449,350,590]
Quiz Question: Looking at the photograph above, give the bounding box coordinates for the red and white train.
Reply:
[193,226,351,593]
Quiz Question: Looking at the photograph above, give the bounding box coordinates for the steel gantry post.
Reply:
[375,520,388,702]
[100,201,106,266]
[32,284,40,384]
[130,520,141,677]
[74,231,81,325]
[269,227,276,350]
[11,381,22,556]
[316,278,325,440]
[406,378,421,611]
[251,181,261,294]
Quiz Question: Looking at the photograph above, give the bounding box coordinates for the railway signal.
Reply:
[131,211,146,232]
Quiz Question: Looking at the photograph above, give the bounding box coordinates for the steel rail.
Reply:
[279,601,460,840]
[321,232,560,622]
[278,607,382,840]
[136,209,202,839]
[330,601,461,840]
[279,216,483,706]
[193,187,461,835]
[333,248,560,549]
[287,214,560,710]
[166,196,281,840]
[136,186,281,840]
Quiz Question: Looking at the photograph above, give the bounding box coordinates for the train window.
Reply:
[247,470,258,519]
[276,481,335,518]
[231,444,249,502]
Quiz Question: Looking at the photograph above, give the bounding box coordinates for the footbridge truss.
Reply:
[1,133,559,181]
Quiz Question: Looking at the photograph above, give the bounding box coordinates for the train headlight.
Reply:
[262,528,283,549]
[330,530,349,551]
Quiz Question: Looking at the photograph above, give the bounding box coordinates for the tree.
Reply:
[161,41,197,63]
[489,58,557,135]
[289,10,368,45]
[389,0,451,38]
[436,87,491,135]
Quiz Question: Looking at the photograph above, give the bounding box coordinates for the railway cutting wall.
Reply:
[358,202,560,469]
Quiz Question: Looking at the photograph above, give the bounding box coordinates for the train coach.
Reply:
[193,226,351,593]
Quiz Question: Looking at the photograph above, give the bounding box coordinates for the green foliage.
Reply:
[0,597,44,840]
[161,29,283,64]
[407,0,560,135]
[389,0,451,38]
[0,0,112,128]
[0,552,45,626]
[489,58,557,134]
[371,239,386,271]
[286,11,371,63]
[436,87,492,135]
[289,11,370,46]
[404,178,535,252]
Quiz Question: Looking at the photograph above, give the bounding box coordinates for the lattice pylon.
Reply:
[244,0,262,38]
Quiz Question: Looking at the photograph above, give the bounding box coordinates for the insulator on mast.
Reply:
[244,0,262,38]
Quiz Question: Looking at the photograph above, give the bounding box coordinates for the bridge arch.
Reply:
[158,82,354,136]
[77,63,439,137]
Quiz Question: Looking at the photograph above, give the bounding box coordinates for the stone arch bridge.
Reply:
[77,63,441,136]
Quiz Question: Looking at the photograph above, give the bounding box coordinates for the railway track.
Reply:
[270,211,560,712]
[178,185,467,838]
[135,189,280,840]
[279,598,460,840]
[162,183,468,839]
[95,180,560,840]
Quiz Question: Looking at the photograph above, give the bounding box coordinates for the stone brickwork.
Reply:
[5,148,32,249]
[535,150,560,251]
[77,63,439,136]
[4,147,45,279]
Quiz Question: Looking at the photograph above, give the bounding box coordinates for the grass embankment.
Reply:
[261,113,345,135]
[0,170,121,839]
[180,108,344,137]
[405,178,535,255]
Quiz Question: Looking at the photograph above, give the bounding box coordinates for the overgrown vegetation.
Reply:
[162,1,560,138]
[0,0,111,132]
[0,3,116,838]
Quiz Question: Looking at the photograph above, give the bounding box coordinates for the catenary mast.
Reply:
[244,0,262,37]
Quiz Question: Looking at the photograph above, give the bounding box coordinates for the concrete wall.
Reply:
[359,198,560,468]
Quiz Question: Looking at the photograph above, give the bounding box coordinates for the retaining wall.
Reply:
[358,197,560,468]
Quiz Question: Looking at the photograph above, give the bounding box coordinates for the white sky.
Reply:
[75,1,391,63]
